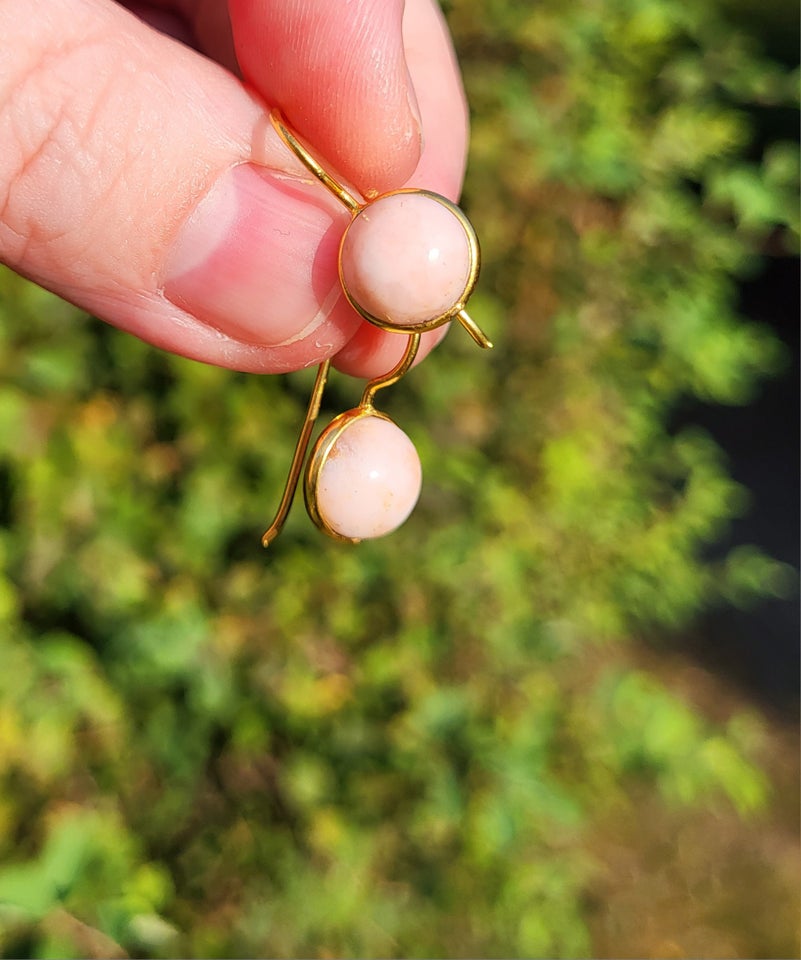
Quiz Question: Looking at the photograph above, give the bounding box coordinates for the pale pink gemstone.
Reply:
[316,415,422,541]
[340,192,473,327]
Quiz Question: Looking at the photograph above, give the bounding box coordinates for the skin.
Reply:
[0,0,468,378]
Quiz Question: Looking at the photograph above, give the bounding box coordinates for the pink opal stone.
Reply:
[315,415,422,541]
[340,192,473,328]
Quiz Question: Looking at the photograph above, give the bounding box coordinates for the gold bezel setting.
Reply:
[303,407,397,544]
[337,189,481,335]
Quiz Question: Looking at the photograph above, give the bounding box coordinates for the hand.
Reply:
[0,0,468,377]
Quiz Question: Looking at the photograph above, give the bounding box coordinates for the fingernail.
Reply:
[164,164,351,345]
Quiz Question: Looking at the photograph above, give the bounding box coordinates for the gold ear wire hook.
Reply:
[457,309,492,349]
[262,360,331,548]
[360,333,421,409]
[271,111,362,213]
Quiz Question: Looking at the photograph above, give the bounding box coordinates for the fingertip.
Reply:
[333,324,446,379]
[230,0,422,195]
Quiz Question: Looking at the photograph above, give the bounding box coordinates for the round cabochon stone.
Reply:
[315,414,422,541]
[340,192,474,329]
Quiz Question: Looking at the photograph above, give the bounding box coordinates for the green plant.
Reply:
[0,0,797,955]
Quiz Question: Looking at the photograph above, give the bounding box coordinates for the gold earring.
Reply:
[262,110,491,547]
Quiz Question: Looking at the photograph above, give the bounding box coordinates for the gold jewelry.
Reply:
[262,110,491,547]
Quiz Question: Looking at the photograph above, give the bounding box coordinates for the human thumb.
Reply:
[0,0,370,373]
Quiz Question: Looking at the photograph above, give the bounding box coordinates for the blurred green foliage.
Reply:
[0,0,798,956]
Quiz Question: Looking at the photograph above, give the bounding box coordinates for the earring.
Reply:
[262,111,491,547]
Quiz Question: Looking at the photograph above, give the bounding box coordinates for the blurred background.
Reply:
[0,0,798,956]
